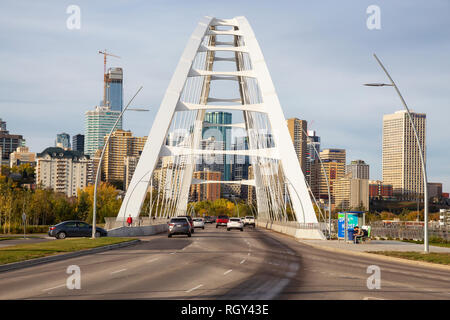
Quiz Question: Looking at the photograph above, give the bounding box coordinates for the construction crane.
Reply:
[98,50,120,109]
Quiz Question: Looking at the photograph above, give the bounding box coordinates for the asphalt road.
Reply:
[0,224,448,300]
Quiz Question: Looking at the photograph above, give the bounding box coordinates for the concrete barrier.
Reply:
[107,224,168,237]
[256,220,326,240]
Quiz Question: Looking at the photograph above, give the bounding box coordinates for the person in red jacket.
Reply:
[127,215,133,227]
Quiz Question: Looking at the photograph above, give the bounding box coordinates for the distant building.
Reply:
[84,106,122,157]
[346,160,369,179]
[319,148,346,203]
[306,130,321,199]
[334,173,369,211]
[9,146,36,167]
[428,182,443,199]
[382,110,426,200]
[72,134,85,153]
[286,118,308,174]
[369,180,394,200]
[0,118,25,166]
[190,169,221,202]
[105,67,123,112]
[36,147,89,197]
[124,155,140,191]
[56,133,71,149]
[102,130,147,184]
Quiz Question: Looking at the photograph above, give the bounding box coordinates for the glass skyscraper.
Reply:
[105,67,123,112]
[56,133,71,149]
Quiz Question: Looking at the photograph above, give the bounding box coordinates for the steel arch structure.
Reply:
[116,16,323,239]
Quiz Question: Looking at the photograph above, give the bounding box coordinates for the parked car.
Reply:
[243,216,256,227]
[193,218,205,229]
[216,215,229,228]
[168,217,191,238]
[227,218,244,231]
[48,220,107,239]
[204,216,215,224]
[177,215,195,233]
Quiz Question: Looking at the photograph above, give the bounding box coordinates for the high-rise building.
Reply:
[230,136,250,200]
[334,173,369,211]
[369,180,394,200]
[203,111,232,181]
[319,148,346,203]
[9,146,36,167]
[190,169,221,202]
[56,133,71,149]
[346,160,369,179]
[84,106,122,157]
[306,130,321,199]
[102,130,147,184]
[428,182,443,199]
[382,110,426,200]
[36,147,89,197]
[105,67,123,112]
[124,155,140,191]
[72,134,85,153]
[286,118,308,174]
[0,119,24,166]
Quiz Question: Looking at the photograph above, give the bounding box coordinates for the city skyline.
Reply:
[1,1,449,190]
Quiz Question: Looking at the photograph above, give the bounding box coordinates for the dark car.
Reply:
[168,217,191,238]
[48,220,107,239]
[177,215,195,233]
[204,216,215,224]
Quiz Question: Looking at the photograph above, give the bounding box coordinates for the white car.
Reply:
[227,218,244,231]
[243,216,255,227]
[193,218,205,229]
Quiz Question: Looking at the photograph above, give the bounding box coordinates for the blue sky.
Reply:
[1,0,449,190]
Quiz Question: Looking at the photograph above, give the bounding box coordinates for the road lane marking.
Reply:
[224,269,233,275]
[186,284,203,293]
[111,268,127,274]
[146,258,160,263]
[363,296,385,300]
[170,252,176,255]
[240,259,246,264]
[42,284,65,292]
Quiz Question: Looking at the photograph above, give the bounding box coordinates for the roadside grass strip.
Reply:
[369,251,450,265]
[0,237,135,265]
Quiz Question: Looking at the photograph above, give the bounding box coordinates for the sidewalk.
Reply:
[298,239,450,253]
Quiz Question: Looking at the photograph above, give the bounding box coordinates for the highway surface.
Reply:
[0,224,448,300]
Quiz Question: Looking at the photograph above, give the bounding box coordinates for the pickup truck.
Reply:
[243,216,255,227]
[216,215,229,228]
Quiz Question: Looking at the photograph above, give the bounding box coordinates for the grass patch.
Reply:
[369,251,450,265]
[401,237,450,248]
[0,237,135,265]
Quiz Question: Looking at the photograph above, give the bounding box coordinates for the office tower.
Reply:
[334,172,369,211]
[102,130,147,184]
[124,155,140,191]
[319,148,346,202]
[189,169,221,202]
[105,67,123,112]
[346,160,370,179]
[428,182,443,199]
[382,110,426,200]
[87,149,101,186]
[55,133,71,149]
[369,180,394,200]
[231,136,250,200]
[72,134,85,153]
[0,119,24,166]
[286,118,308,174]
[36,147,89,197]
[9,146,36,167]
[84,106,122,157]
[306,130,321,198]
[203,111,232,181]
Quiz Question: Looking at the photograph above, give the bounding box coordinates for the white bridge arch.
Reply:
[117,16,324,239]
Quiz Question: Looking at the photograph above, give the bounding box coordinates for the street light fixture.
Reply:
[364,53,429,253]
[92,86,148,238]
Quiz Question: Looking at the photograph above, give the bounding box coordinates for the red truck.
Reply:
[216,215,229,228]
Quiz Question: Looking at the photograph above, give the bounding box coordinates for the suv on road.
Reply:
[216,215,229,228]
[243,216,255,228]
[227,218,244,231]
[168,217,191,238]
[177,215,195,233]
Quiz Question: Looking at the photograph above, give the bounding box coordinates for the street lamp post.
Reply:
[92,86,146,238]
[365,53,429,253]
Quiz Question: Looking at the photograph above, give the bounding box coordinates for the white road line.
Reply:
[248,252,251,256]
[147,258,160,263]
[111,268,127,274]
[224,269,233,275]
[170,252,176,255]
[186,284,203,293]
[240,259,246,264]
[363,296,385,300]
[42,284,65,292]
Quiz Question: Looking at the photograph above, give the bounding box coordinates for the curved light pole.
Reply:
[92,86,146,238]
[365,53,429,253]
